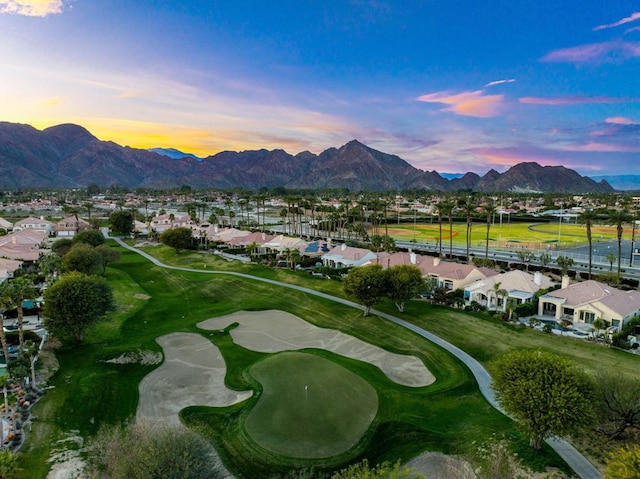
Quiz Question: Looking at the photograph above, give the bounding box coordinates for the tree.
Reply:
[344,265,387,316]
[556,255,575,276]
[605,444,640,479]
[331,460,422,479]
[159,227,193,253]
[539,252,551,272]
[95,244,122,275]
[606,252,616,272]
[39,252,63,282]
[64,242,103,275]
[491,349,596,449]
[0,449,21,479]
[578,209,598,279]
[516,250,536,272]
[51,238,73,256]
[483,202,496,260]
[0,276,36,353]
[43,272,115,342]
[609,209,630,278]
[591,317,607,340]
[86,421,224,479]
[109,210,134,236]
[489,281,507,312]
[462,196,476,264]
[595,371,640,439]
[72,229,105,247]
[386,265,424,312]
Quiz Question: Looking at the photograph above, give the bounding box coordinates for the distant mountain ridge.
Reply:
[148,148,202,161]
[0,122,614,193]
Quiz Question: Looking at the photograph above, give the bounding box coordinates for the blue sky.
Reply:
[1,0,639,176]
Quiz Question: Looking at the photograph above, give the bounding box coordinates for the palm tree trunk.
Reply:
[17,304,24,353]
[0,317,9,366]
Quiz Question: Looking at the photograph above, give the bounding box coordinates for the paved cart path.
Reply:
[113,237,601,479]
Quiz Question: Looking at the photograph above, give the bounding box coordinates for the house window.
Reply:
[579,311,595,324]
[443,280,453,290]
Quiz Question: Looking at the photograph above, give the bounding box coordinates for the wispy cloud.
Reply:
[560,142,640,153]
[484,79,515,88]
[519,96,640,105]
[593,12,640,31]
[0,0,70,16]
[416,90,504,117]
[541,40,640,64]
[605,116,640,125]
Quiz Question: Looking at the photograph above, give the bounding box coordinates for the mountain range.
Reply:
[0,121,616,193]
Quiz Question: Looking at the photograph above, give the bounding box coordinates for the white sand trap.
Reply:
[198,310,435,387]
[137,333,252,427]
[405,452,476,479]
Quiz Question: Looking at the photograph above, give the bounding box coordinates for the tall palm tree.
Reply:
[609,209,630,279]
[578,209,598,279]
[490,281,508,312]
[2,276,36,353]
[443,200,455,259]
[435,200,447,257]
[462,196,476,264]
[483,202,496,260]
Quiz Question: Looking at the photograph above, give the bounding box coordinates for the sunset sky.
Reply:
[1,1,639,176]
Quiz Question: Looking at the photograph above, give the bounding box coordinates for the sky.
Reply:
[1,0,640,176]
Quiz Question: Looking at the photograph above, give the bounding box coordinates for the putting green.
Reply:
[245,351,378,458]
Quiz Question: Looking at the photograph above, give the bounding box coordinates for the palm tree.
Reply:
[609,209,630,279]
[462,196,476,264]
[1,276,36,353]
[443,200,455,259]
[578,209,598,279]
[435,200,446,257]
[483,202,496,260]
[490,281,508,312]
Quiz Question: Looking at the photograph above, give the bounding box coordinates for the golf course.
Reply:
[20,239,640,478]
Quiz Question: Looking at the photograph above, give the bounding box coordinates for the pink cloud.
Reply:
[0,0,68,16]
[416,90,504,117]
[627,26,640,34]
[484,79,515,88]
[519,96,640,105]
[560,142,640,153]
[594,12,640,31]
[605,116,640,125]
[541,40,640,63]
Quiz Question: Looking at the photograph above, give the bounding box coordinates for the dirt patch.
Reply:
[104,350,162,365]
[134,293,152,300]
[198,310,435,387]
[405,452,476,479]
[46,433,86,479]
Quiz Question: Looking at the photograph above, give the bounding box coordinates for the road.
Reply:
[112,237,602,479]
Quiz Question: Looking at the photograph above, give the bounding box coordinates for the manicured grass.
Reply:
[245,352,378,458]
[23,242,598,478]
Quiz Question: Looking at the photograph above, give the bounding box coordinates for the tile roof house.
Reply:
[13,216,56,236]
[465,270,555,312]
[371,252,497,291]
[0,258,23,284]
[321,244,377,268]
[0,230,48,261]
[538,279,640,331]
[0,218,13,231]
[56,215,92,237]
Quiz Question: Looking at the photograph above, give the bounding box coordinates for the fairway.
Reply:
[245,352,378,458]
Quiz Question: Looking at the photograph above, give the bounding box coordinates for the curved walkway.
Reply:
[112,238,601,479]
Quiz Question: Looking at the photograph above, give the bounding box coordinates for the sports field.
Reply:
[387,221,632,250]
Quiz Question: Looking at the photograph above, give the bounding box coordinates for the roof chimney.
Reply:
[410,252,417,265]
[433,257,440,266]
[341,243,347,251]
[534,271,542,286]
[561,275,571,289]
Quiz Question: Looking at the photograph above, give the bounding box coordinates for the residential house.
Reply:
[465,270,555,312]
[321,244,377,268]
[538,278,640,331]
[56,215,92,237]
[0,218,13,232]
[0,230,48,262]
[0,258,23,283]
[12,216,56,236]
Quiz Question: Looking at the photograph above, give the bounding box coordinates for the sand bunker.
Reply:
[137,333,252,427]
[198,310,434,387]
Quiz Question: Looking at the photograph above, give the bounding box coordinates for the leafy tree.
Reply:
[595,371,640,439]
[605,444,640,479]
[95,244,122,275]
[51,237,73,256]
[386,265,424,312]
[43,272,115,342]
[606,252,616,272]
[591,317,607,340]
[86,421,224,479]
[39,252,63,282]
[0,449,21,479]
[0,275,36,353]
[516,250,536,272]
[72,229,105,247]
[491,349,596,449]
[159,227,193,253]
[556,255,575,276]
[344,265,387,316]
[109,210,134,236]
[331,460,422,479]
[538,252,551,271]
[63,242,102,275]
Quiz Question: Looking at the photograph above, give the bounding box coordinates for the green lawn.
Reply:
[245,351,378,459]
[23,242,638,478]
